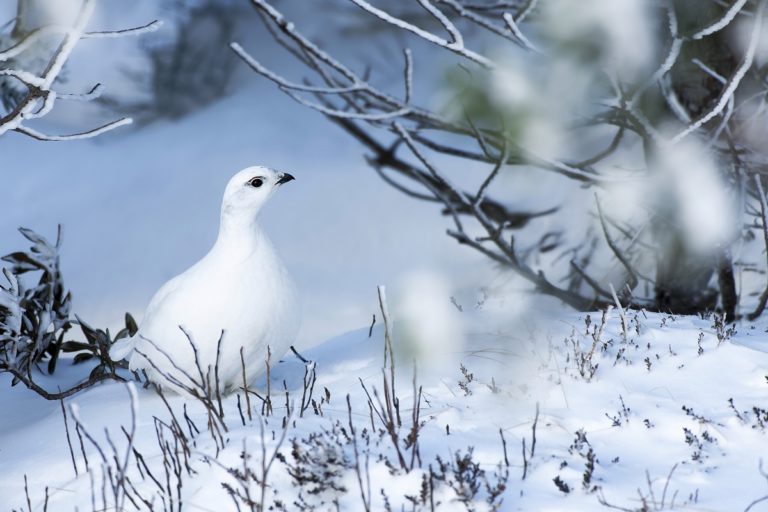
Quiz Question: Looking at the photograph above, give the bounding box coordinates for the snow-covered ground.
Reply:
[3,4,768,510]
[3,292,768,511]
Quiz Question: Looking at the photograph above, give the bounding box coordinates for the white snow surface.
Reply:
[3,298,768,511]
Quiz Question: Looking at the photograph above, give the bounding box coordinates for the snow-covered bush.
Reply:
[0,227,131,399]
[0,227,72,379]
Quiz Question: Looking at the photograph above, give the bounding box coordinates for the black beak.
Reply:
[276,173,295,185]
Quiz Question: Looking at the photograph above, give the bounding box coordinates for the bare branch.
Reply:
[417,0,463,47]
[502,12,538,52]
[348,0,494,68]
[82,19,162,38]
[595,196,641,292]
[230,42,364,94]
[14,118,133,141]
[689,0,748,40]
[513,0,539,22]
[670,0,767,145]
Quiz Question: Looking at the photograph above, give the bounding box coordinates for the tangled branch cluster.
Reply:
[234,0,768,318]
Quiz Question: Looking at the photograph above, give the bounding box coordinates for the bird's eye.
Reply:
[248,177,264,188]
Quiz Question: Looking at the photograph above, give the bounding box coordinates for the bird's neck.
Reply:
[215,208,265,252]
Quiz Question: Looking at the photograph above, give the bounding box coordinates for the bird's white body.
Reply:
[110,167,299,392]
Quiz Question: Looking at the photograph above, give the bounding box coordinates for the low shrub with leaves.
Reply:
[0,227,72,379]
[0,227,134,399]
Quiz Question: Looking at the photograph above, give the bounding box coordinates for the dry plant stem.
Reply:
[20,474,48,512]
[377,285,397,412]
[660,463,678,509]
[499,428,510,467]
[521,437,529,480]
[60,397,79,476]
[299,359,317,418]
[580,307,611,380]
[2,366,124,400]
[67,384,140,512]
[233,409,246,444]
[596,196,640,293]
[530,402,539,458]
[75,422,89,472]
[609,285,629,343]
[290,345,310,363]
[407,364,423,470]
[259,417,288,512]
[347,394,372,512]
[597,462,679,511]
[214,331,225,420]
[215,415,289,512]
[521,403,539,480]
[134,333,228,450]
[240,346,253,421]
[745,496,768,512]
[264,346,273,416]
[744,460,768,512]
[115,383,139,511]
[358,285,426,473]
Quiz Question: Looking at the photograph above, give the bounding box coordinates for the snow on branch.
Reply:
[347,0,495,68]
[689,0,749,40]
[0,0,161,141]
[670,0,766,145]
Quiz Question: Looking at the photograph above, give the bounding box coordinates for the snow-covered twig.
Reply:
[670,0,767,145]
[348,0,494,68]
[0,0,158,141]
[689,0,749,40]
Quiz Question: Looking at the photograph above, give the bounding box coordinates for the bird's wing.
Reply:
[108,272,188,363]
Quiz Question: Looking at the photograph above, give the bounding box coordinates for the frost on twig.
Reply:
[0,0,161,141]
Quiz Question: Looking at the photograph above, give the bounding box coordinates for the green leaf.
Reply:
[1,252,45,273]
[61,341,94,353]
[125,312,138,336]
[47,344,60,374]
[18,227,50,246]
[75,316,98,344]
[89,365,106,379]
[73,353,94,365]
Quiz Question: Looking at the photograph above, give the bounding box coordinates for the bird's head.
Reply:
[222,166,295,217]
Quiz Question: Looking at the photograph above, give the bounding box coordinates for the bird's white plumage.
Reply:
[110,166,300,392]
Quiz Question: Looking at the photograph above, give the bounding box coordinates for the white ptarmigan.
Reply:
[110,166,300,393]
